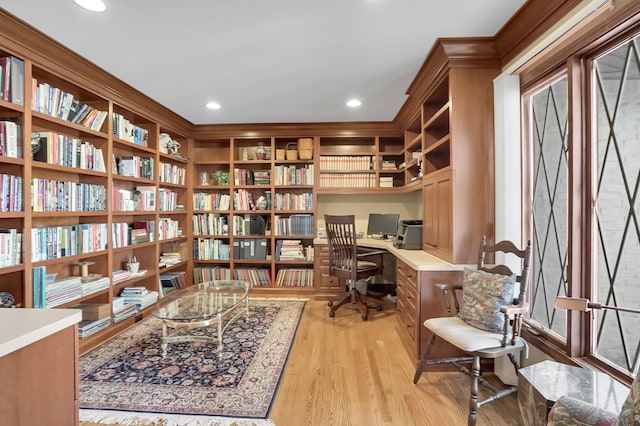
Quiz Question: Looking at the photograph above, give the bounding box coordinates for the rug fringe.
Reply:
[79,409,276,426]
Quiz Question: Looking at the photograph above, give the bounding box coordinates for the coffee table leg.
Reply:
[161,322,168,356]
[217,312,223,353]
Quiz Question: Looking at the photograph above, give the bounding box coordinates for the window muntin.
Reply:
[593,36,640,375]
[527,76,570,340]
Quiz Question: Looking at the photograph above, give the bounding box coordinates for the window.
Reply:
[522,24,640,377]
[592,36,640,375]
[525,76,569,341]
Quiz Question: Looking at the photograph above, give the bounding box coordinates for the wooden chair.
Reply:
[413,236,532,426]
[324,214,386,321]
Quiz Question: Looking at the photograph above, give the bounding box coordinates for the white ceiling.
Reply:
[1,0,526,125]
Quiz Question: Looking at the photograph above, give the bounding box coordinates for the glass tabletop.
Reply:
[153,280,250,322]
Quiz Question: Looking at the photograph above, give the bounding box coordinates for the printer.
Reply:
[394,220,423,250]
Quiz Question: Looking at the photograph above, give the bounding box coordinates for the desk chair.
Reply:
[413,236,532,426]
[324,214,386,321]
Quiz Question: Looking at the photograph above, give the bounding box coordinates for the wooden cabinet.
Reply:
[0,309,81,426]
[411,39,500,264]
[395,258,421,355]
[395,258,464,363]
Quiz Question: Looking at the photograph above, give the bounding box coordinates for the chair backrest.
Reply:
[477,235,532,305]
[324,214,358,283]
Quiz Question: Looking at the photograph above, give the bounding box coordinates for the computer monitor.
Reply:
[367,213,400,240]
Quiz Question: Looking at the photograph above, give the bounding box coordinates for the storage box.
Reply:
[73,302,111,320]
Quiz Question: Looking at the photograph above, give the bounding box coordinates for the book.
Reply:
[0,57,8,101]
[130,227,149,244]
[9,56,24,106]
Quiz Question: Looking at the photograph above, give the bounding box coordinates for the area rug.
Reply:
[79,298,305,420]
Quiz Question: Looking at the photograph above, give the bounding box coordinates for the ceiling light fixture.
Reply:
[346,99,362,108]
[73,0,107,12]
[206,102,221,110]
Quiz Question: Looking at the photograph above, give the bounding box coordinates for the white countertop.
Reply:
[0,308,82,358]
[315,238,467,271]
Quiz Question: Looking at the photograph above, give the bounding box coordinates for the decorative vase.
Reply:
[200,171,209,186]
[255,143,267,160]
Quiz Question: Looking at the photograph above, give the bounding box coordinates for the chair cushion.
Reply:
[423,316,509,352]
[458,267,516,333]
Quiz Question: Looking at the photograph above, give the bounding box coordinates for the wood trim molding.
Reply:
[495,0,583,68]
[191,121,401,139]
[517,1,640,85]
[394,38,500,129]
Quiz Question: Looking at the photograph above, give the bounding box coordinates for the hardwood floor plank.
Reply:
[268,299,520,426]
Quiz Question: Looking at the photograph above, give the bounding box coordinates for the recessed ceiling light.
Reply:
[346,99,362,108]
[206,102,221,110]
[73,0,107,12]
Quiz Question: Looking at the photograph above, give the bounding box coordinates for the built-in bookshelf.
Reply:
[190,136,318,292]
[0,7,435,354]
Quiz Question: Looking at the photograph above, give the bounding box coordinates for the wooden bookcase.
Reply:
[0,11,194,354]
[190,136,317,296]
[413,39,501,264]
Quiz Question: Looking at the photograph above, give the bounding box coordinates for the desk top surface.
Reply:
[315,237,466,271]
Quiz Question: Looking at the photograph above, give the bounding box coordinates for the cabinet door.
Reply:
[422,179,436,249]
[422,170,453,262]
[435,172,452,255]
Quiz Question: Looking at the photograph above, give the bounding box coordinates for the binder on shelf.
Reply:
[249,215,266,235]
[9,56,24,106]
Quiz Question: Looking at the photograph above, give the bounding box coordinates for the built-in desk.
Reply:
[314,238,466,362]
[0,308,82,425]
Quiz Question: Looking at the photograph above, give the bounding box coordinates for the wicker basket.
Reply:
[275,148,286,160]
[297,137,313,160]
[286,143,298,160]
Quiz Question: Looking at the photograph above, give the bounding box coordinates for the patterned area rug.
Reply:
[79,298,305,420]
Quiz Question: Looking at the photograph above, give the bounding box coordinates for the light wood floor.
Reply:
[268,298,520,426]
[81,297,521,426]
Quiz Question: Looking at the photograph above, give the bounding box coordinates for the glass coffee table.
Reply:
[152,279,250,356]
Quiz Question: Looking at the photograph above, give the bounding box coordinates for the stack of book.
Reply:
[120,286,158,310]
[159,252,182,268]
[113,303,137,323]
[160,271,187,295]
[80,276,110,296]
[73,302,111,338]
[112,268,147,284]
[253,170,270,185]
[381,160,398,170]
[275,240,305,261]
[32,272,82,308]
[78,317,111,339]
[379,176,394,187]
